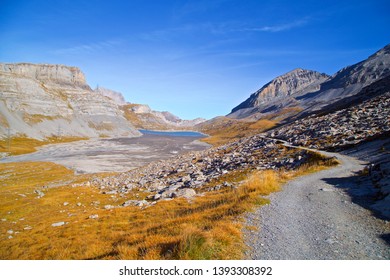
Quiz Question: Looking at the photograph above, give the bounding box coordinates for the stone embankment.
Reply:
[269,93,389,150]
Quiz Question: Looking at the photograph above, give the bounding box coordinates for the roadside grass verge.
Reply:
[0,151,338,259]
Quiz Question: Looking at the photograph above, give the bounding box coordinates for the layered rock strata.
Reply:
[0,63,140,139]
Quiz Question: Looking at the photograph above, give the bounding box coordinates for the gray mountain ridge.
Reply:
[229,44,390,120]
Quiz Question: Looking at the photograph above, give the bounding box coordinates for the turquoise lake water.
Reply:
[139,129,207,137]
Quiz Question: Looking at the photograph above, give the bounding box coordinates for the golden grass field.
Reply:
[199,117,277,146]
[0,142,338,259]
[0,136,88,156]
[198,107,303,146]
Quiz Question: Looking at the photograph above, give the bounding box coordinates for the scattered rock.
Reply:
[324,238,337,244]
[172,188,196,199]
[320,188,334,192]
[89,135,314,205]
[63,202,69,206]
[122,200,149,207]
[91,201,100,206]
[103,190,117,195]
[51,221,66,227]
[89,214,99,219]
[268,93,389,151]
[34,189,45,198]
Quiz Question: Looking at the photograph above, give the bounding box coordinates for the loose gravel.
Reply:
[244,147,390,260]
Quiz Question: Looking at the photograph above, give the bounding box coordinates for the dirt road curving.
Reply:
[245,142,390,259]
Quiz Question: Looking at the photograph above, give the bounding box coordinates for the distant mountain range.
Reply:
[0,63,203,139]
[229,44,390,121]
[1,44,389,141]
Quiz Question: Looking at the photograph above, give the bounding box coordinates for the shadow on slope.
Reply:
[322,173,387,219]
[321,173,390,245]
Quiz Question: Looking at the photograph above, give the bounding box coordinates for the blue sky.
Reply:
[1,0,389,119]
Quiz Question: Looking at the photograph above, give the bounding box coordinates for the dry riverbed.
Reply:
[0,134,211,174]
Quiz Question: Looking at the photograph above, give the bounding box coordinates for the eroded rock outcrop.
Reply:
[0,63,141,139]
[95,86,127,105]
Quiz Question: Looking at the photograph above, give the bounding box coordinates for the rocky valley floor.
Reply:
[0,115,389,259]
[0,134,210,173]
[0,132,335,259]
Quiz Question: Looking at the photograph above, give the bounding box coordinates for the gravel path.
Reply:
[244,145,390,260]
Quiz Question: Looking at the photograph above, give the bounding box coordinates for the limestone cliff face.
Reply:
[0,63,88,88]
[0,63,141,139]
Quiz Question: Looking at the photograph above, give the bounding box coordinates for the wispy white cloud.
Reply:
[138,22,234,43]
[52,40,122,55]
[245,18,309,33]
[139,17,310,41]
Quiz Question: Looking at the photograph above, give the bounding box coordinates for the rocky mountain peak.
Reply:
[231,69,330,113]
[253,68,330,103]
[325,43,390,88]
[229,44,390,120]
[368,43,390,58]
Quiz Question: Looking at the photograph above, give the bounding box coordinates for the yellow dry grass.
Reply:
[0,112,8,128]
[22,114,57,125]
[0,149,338,260]
[0,136,88,156]
[267,106,303,121]
[248,119,276,130]
[0,162,280,259]
[199,117,277,146]
[88,121,114,131]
